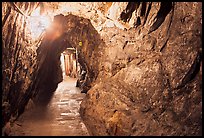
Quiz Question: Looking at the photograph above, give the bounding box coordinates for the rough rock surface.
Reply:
[2,2,40,128]
[2,2,202,136]
[2,2,110,131]
[80,2,202,136]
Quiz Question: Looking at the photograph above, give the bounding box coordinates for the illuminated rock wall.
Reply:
[80,2,202,136]
[2,2,39,126]
[2,2,202,136]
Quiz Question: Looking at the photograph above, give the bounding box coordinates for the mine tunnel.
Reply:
[2,2,202,136]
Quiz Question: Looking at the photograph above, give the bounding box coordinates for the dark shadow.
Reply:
[120,2,140,22]
[15,13,104,119]
[148,2,173,34]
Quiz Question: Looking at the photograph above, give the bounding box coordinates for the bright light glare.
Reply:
[31,7,40,16]
[28,7,52,39]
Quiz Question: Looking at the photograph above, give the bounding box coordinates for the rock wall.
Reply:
[2,2,111,128]
[2,2,40,127]
[80,2,202,136]
[2,2,202,136]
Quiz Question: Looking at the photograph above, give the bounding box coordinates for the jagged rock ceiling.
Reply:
[2,2,202,136]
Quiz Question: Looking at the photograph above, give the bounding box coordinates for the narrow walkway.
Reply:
[10,76,89,136]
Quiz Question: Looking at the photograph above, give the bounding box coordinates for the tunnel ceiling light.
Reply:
[28,7,52,40]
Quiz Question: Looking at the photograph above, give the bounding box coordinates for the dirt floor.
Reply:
[9,76,89,136]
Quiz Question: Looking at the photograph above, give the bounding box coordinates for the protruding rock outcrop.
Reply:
[80,2,202,136]
[2,2,202,136]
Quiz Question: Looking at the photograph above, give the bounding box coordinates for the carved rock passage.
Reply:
[2,2,106,129]
[31,14,106,106]
[2,2,202,136]
[80,2,202,136]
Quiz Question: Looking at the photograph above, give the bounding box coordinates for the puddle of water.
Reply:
[60,113,70,116]
[60,99,69,102]
[56,101,69,105]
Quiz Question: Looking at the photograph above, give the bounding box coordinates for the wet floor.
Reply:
[10,76,89,136]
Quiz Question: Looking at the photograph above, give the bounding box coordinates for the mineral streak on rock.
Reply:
[2,2,202,136]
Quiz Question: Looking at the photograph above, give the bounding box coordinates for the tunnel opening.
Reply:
[32,41,80,107]
[4,13,94,135]
[12,13,103,135]
[60,47,89,93]
[2,2,202,136]
[30,14,94,107]
[60,48,79,79]
[2,11,103,130]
